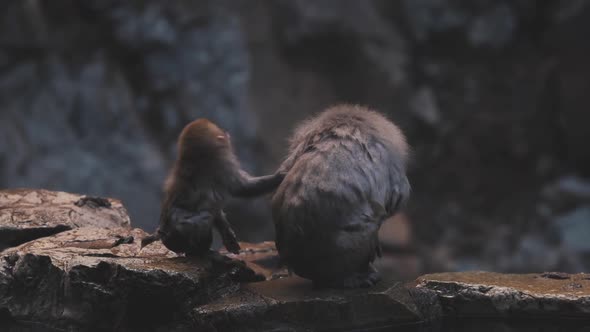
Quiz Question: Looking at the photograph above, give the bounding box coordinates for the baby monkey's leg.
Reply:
[214,210,241,254]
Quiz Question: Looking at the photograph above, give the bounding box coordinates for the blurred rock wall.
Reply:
[1,0,589,273]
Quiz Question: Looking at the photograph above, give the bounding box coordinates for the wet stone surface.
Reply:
[0,227,261,331]
[1,191,590,330]
[193,277,439,332]
[220,241,288,280]
[0,189,131,250]
[417,271,590,318]
[2,233,590,330]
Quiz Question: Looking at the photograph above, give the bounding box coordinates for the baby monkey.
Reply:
[142,119,284,256]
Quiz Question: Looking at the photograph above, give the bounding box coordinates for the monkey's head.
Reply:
[177,119,232,161]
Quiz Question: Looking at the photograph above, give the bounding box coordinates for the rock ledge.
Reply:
[1,190,589,331]
[417,271,590,318]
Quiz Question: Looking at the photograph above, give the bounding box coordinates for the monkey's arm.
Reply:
[230,170,285,198]
[213,210,241,254]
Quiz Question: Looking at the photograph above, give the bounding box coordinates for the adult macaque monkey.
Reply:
[272,105,410,288]
[142,119,284,256]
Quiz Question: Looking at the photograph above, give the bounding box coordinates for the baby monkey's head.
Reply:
[177,119,232,161]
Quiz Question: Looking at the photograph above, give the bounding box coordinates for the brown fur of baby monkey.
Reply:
[272,105,410,288]
[141,119,285,256]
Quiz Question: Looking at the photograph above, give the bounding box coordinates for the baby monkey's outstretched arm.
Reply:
[231,170,285,198]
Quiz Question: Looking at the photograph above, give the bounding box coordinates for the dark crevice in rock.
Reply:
[74,196,112,208]
[113,235,134,246]
[0,225,71,251]
[80,253,120,258]
[540,271,571,280]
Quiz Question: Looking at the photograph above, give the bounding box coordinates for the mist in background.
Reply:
[1,0,589,278]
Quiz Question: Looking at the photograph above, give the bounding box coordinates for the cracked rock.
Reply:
[0,227,261,331]
[0,189,131,250]
[417,271,590,318]
[193,277,440,332]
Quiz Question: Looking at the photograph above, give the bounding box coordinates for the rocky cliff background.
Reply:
[1,0,589,277]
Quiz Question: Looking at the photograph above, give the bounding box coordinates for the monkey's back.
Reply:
[272,105,409,283]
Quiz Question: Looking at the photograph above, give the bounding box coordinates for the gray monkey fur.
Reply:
[272,105,410,288]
